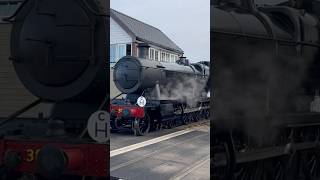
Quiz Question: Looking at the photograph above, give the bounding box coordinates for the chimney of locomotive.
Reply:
[177,56,190,66]
[138,43,150,59]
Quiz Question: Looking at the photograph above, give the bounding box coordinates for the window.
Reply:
[110,44,117,63]
[155,50,159,61]
[110,44,128,63]
[149,48,155,60]
[161,52,166,62]
[166,53,170,62]
[118,44,126,59]
[170,54,175,62]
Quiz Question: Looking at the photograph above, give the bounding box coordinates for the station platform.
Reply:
[110,120,210,180]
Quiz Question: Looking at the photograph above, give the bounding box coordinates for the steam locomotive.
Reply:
[110,44,210,136]
[0,0,108,179]
[212,0,320,179]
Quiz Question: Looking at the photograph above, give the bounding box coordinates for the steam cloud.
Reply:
[213,41,318,144]
[158,76,209,107]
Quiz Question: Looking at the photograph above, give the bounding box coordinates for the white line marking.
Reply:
[110,133,208,172]
[110,128,195,157]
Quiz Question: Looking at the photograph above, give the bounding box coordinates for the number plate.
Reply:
[25,149,40,162]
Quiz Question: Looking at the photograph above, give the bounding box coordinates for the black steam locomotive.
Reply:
[0,0,108,179]
[212,0,320,179]
[110,44,210,136]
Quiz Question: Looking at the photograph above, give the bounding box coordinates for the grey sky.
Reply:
[111,0,210,62]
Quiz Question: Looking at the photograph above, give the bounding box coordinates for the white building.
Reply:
[110,9,184,65]
[110,9,184,98]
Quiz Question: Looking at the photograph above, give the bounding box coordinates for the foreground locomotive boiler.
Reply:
[212,0,320,179]
[111,44,210,135]
[0,0,108,179]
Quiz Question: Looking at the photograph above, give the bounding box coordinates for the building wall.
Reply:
[110,17,132,44]
[110,17,133,65]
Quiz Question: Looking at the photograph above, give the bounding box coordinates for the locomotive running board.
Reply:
[183,106,210,114]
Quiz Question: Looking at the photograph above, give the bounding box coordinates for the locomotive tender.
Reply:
[0,0,108,179]
[212,0,320,179]
[111,44,210,136]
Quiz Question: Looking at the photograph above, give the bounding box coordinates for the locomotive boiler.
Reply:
[0,0,108,179]
[212,0,320,179]
[111,44,210,136]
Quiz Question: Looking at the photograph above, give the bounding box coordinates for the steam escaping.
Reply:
[157,76,209,107]
[213,40,318,143]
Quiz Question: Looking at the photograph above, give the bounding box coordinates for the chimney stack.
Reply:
[138,43,150,59]
[177,56,190,66]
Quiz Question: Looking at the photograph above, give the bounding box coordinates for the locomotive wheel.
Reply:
[193,112,199,122]
[303,150,320,179]
[234,161,269,180]
[151,118,160,131]
[268,158,287,180]
[110,119,119,133]
[166,120,173,129]
[197,111,201,121]
[171,120,176,128]
[205,110,210,119]
[177,105,184,125]
[188,114,193,123]
[212,142,235,180]
[132,114,150,136]
[182,113,189,125]
[212,133,236,180]
[199,109,205,120]
[155,119,162,131]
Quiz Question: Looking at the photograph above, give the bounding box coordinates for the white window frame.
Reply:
[155,50,159,61]
[110,44,117,63]
[166,53,170,62]
[110,43,127,63]
[117,44,126,62]
[161,52,166,62]
[170,54,175,62]
[149,48,155,60]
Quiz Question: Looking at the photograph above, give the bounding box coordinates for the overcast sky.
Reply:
[111,0,210,62]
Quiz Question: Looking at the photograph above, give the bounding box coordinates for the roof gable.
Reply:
[110,9,183,54]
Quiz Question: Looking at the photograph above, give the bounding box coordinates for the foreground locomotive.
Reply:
[212,0,320,179]
[110,44,210,136]
[0,0,108,179]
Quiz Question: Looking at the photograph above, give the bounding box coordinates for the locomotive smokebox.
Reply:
[113,56,163,94]
[9,0,108,102]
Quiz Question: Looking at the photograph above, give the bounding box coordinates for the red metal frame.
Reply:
[0,139,108,177]
[111,105,145,119]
